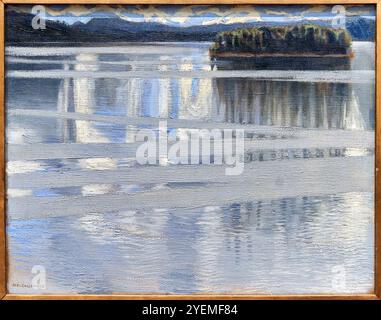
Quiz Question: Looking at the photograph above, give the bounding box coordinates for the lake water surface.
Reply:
[5,42,375,294]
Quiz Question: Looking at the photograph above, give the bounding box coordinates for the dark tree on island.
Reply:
[210,25,352,57]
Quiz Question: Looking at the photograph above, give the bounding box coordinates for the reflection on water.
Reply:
[5,42,375,294]
[6,78,374,146]
[216,79,369,130]
[7,192,374,294]
[6,43,375,146]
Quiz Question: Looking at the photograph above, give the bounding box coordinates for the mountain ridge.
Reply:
[6,11,375,45]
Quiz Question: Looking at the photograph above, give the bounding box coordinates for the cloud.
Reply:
[300,5,330,15]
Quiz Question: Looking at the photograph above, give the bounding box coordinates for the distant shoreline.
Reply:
[4,40,372,48]
[4,41,214,48]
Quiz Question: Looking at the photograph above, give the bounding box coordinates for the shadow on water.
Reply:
[212,56,352,71]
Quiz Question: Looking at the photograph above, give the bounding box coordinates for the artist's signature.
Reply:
[11,282,33,288]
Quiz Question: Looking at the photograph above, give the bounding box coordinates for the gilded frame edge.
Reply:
[0,0,379,301]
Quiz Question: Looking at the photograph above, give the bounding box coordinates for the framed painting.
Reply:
[0,0,380,300]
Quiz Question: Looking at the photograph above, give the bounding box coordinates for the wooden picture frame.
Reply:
[0,0,380,300]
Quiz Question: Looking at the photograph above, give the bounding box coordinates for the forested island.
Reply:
[210,25,352,57]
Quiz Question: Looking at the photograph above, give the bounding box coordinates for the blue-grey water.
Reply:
[5,42,375,294]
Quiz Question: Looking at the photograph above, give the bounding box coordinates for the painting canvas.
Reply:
[5,4,375,294]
